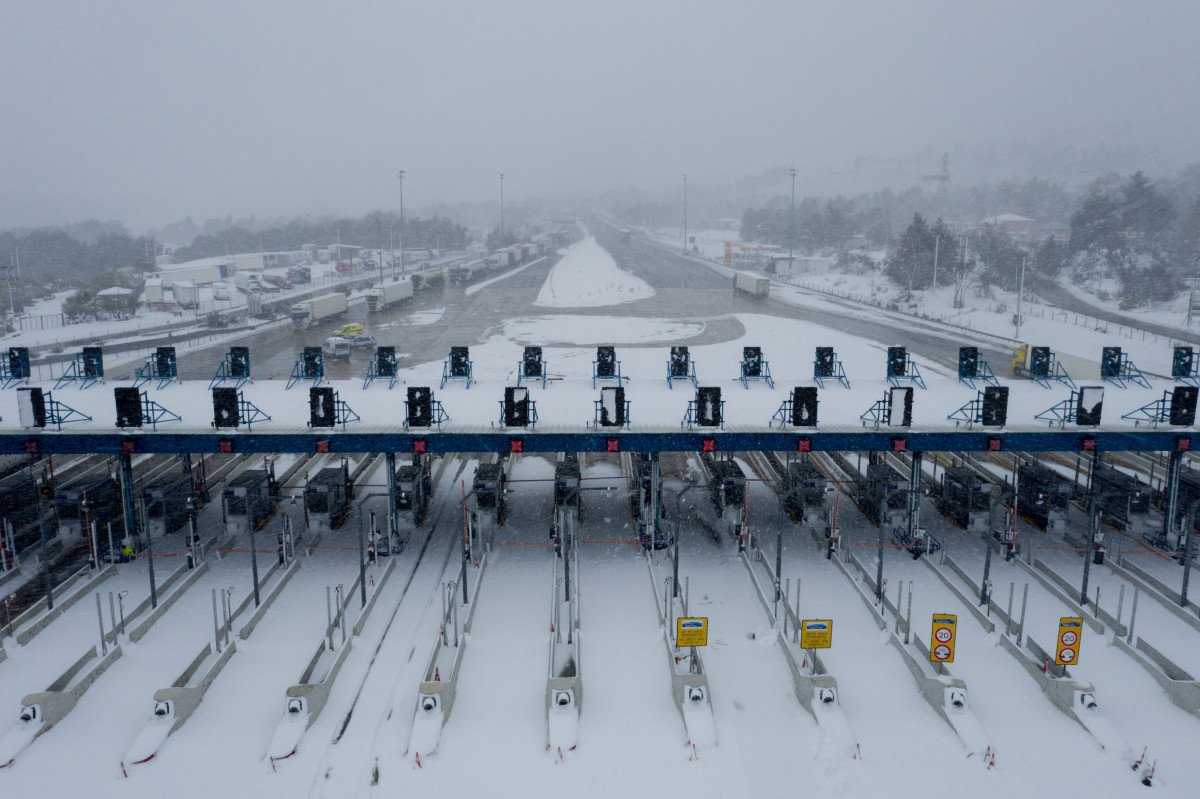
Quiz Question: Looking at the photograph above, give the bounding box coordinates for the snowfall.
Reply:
[0,228,1198,798]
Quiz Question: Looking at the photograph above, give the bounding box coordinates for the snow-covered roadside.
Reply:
[535,236,654,308]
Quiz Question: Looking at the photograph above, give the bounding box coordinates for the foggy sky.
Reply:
[3,1,1199,230]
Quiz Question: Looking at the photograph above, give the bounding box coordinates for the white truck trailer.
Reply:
[289,292,348,328]
[733,271,770,299]
[155,262,229,287]
[234,272,265,294]
[173,281,200,309]
[366,278,414,312]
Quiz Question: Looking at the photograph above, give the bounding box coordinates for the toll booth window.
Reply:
[725,481,745,506]
[306,493,330,513]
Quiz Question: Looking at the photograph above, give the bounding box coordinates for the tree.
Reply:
[973,227,1026,292]
[486,226,517,251]
[1120,171,1175,247]
[885,214,957,290]
[1069,188,1123,255]
[1031,237,1067,277]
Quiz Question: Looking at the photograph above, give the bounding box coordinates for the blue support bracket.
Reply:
[887,355,926,390]
[666,358,698,390]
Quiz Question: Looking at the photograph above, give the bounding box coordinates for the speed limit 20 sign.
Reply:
[1055,617,1083,666]
[929,613,958,663]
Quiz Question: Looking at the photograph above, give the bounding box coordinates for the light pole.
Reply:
[1015,256,1027,339]
[789,168,796,269]
[499,173,505,245]
[682,174,688,254]
[397,169,406,276]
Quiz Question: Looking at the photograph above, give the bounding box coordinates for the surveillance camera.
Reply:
[153,702,171,717]
[555,691,572,707]
[421,696,438,713]
[19,707,37,723]
[818,688,836,705]
[287,699,304,715]
[687,686,705,704]
[1080,693,1097,710]
[949,690,966,709]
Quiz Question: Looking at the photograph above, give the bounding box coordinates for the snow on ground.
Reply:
[535,236,654,308]
[502,315,704,346]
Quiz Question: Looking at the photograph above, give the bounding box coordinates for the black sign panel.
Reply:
[406,386,432,427]
[1101,346,1122,379]
[522,346,543,377]
[229,346,250,378]
[82,346,104,378]
[887,347,907,378]
[212,387,240,428]
[1029,346,1051,378]
[376,346,396,377]
[981,386,1009,427]
[504,386,530,427]
[1173,346,1194,379]
[1170,386,1199,426]
[791,387,818,427]
[8,347,30,379]
[742,347,763,377]
[888,386,913,427]
[669,346,690,377]
[114,386,143,428]
[814,347,835,378]
[600,386,626,427]
[449,346,471,377]
[16,387,46,428]
[302,347,323,378]
[696,387,722,427]
[595,346,617,377]
[155,346,176,377]
[309,387,336,428]
[958,346,979,379]
[1076,386,1104,426]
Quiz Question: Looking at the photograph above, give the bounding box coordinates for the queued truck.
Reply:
[173,281,200,309]
[234,271,266,294]
[289,292,348,328]
[366,277,414,312]
[734,271,770,299]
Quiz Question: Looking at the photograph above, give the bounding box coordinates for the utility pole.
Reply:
[397,169,406,276]
[1015,256,1027,339]
[932,235,940,289]
[682,174,688,254]
[499,173,505,245]
[789,168,797,270]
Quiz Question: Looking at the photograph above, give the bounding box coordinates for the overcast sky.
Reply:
[3,1,1199,230]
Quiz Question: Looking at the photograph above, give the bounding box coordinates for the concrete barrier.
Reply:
[238,559,301,640]
[0,644,123,767]
[268,555,401,761]
[14,564,116,646]
[1113,636,1200,718]
[127,562,211,644]
[124,641,239,765]
[1014,557,1104,634]
[107,562,192,643]
[408,557,489,758]
[1028,558,1119,636]
[546,546,581,753]
[922,557,995,633]
[1109,559,1200,633]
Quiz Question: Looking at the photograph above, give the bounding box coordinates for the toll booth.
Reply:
[224,469,275,534]
[305,463,352,533]
[1017,460,1073,532]
[937,467,990,533]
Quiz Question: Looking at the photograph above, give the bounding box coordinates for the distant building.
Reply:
[976,213,1035,242]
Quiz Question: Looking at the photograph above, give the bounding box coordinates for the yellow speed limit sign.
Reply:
[1055,617,1083,666]
[800,619,833,649]
[929,613,957,663]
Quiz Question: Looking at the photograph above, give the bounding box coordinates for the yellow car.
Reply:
[333,323,365,339]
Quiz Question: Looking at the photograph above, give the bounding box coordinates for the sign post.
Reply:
[930,613,957,663]
[1055,616,1083,668]
[800,619,833,649]
[676,616,708,648]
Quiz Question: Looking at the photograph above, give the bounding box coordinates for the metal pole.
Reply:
[386,451,398,552]
[326,586,334,650]
[93,593,106,655]
[789,168,796,267]
[1127,587,1139,644]
[118,591,127,636]
[212,589,222,652]
[108,591,117,640]
[1082,491,1118,606]
[107,522,116,572]
[907,452,923,547]
[499,173,505,241]
[1017,583,1029,645]
[141,502,157,611]
[775,522,783,603]
[358,507,367,609]
[682,174,688,254]
[249,515,261,607]
[397,170,405,276]
[932,235,940,289]
[1015,256,1026,339]
[876,501,886,605]
[1164,450,1181,551]
[1182,498,1200,605]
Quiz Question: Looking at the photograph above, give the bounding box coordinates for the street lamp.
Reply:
[499,173,505,244]
[397,169,406,276]
[682,174,688,255]
[789,168,796,269]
